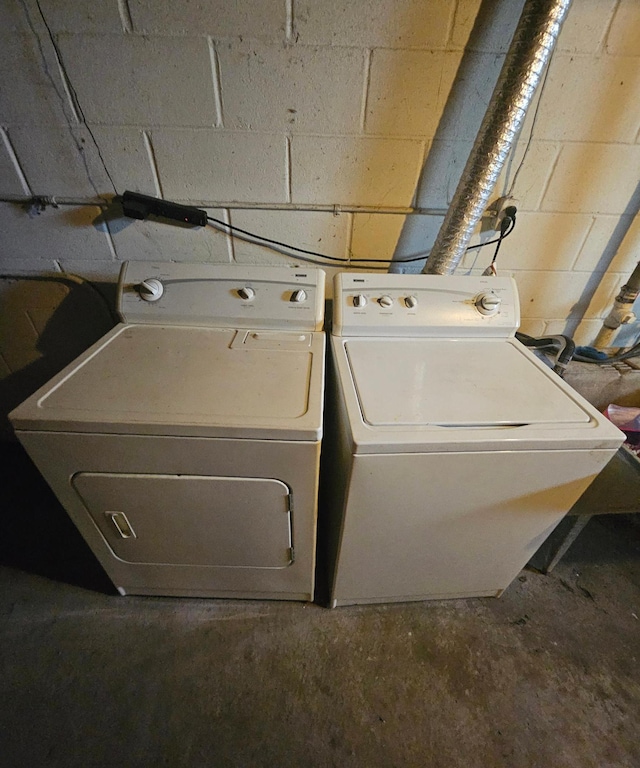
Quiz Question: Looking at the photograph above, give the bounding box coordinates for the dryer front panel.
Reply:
[72,473,293,568]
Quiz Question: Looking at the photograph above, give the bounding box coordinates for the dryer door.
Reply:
[72,473,293,568]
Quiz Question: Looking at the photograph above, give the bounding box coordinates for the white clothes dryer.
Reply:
[11,263,326,600]
[324,273,624,607]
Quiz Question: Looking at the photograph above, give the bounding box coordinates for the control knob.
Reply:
[378,295,393,308]
[404,295,418,309]
[475,292,501,315]
[353,294,367,308]
[138,278,164,302]
[237,286,255,301]
[290,289,307,303]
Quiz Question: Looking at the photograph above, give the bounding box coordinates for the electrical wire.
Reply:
[206,216,516,268]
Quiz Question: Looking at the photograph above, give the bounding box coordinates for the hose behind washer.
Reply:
[515,332,576,377]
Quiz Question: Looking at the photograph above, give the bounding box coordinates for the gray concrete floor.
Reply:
[1,443,639,768]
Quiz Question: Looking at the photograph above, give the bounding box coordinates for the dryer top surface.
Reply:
[11,324,325,440]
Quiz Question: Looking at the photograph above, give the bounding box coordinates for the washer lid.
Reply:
[345,338,591,427]
[11,324,325,440]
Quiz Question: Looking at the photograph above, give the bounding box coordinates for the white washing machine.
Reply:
[10,262,326,601]
[324,272,624,607]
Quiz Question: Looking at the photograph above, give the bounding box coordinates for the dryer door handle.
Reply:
[106,511,137,539]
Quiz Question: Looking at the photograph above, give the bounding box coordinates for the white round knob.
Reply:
[237,286,255,301]
[404,295,418,309]
[476,292,501,315]
[353,294,367,308]
[138,278,164,302]
[378,295,393,308]
[290,289,307,303]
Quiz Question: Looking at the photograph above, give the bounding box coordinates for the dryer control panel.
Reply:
[117,263,326,331]
[332,273,520,337]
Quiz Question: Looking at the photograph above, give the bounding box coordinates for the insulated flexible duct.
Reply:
[424,0,572,275]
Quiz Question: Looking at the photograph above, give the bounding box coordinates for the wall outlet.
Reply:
[482,196,515,233]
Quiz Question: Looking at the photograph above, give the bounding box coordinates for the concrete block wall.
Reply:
[1,0,640,423]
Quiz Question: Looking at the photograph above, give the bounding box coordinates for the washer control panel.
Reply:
[118,263,325,330]
[333,273,519,337]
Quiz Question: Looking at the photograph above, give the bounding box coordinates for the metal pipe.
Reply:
[0,195,448,217]
[424,0,572,275]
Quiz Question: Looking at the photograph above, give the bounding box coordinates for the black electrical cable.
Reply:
[490,206,517,266]
[206,215,516,267]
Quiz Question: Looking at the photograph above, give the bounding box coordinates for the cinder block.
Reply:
[291,136,423,206]
[410,140,470,208]
[56,34,218,126]
[573,214,640,275]
[493,141,560,212]
[294,0,454,49]
[448,0,481,50]
[0,131,28,195]
[8,125,114,198]
[365,50,459,138]
[557,0,618,54]
[544,319,604,347]
[533,54,640,144]
[542,143,640,214]
[392,215,445,269]
[431,51,504,142]
[0,0,44,32]
[217,42,365,134]
[0,271,115,435]
[228,210,349,265]
[37,0,125,33]
[517,318,546,337]
[496,213,593,272]
[606,0,640,56]
[55,260,124,282]
[450,0,616,55]
[449,0,524,52]
[151,130,287,203]
[129,0,286,39]
[350,213,405,262]
[88,127,158,195]
[109,208,231,263]
[512,269,621,320]
[0,203,114,265]
[585,273,629,320]
[0,33,71,126]
[0,278,70,372]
